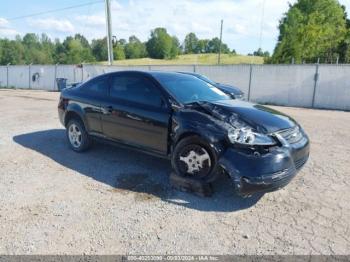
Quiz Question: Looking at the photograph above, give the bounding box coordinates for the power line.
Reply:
[6,0,104,21]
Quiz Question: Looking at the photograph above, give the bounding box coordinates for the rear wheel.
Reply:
[171,136,219,183]
[66,118,91,152]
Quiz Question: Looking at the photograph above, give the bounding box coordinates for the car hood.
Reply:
[216,83,243,95]
[192,100,296,134]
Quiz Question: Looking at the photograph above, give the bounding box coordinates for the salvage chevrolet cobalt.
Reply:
[58,71,310,195]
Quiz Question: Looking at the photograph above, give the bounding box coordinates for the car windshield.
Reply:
[154,73,230,104]
[195,74,217,86]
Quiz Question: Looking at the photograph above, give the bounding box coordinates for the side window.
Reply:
[83,76,109,95]
[110,75,163,107]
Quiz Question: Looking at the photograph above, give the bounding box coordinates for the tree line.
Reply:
[270,0,350,64]
[0,28,236,65]
[3,0,347,65]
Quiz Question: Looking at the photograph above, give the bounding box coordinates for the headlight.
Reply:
[228,127,276,146]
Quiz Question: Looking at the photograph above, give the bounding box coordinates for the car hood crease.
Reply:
[188,100,296,134]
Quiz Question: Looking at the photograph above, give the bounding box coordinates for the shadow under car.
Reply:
[13,129,264,212]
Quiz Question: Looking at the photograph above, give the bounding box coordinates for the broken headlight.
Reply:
[228,127,277,146]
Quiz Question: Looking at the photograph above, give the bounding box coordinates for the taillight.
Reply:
[58,97,69,110]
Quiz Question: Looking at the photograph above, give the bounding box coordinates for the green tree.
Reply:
[113,44,126,60]
[271,0,347,63]
[206,37,230,53]
[74,34,90,49]
[0,39,25,64]
[53,39,67,64]
[124,36,147,59]
[37,34,55,64]
[253,48,270,57]
[146,28,173,59]
[337,6,350,63]
[196,39,209,53]
[64,38,95,64]
[19,33,55,64]
[91,38,108,62]
[22,33,39,49]
[184,33,199,54]
[116,39,127,47]
[170,36,180,58]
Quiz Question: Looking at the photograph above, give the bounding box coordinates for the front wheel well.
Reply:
[64,111,83,127]
[174,132,200,146]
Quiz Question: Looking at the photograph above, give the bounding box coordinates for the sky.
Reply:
[1,0,350,55]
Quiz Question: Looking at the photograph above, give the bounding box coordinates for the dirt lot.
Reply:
[0,89,349,255]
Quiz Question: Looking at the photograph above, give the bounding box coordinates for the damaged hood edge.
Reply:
[186,100,297,134]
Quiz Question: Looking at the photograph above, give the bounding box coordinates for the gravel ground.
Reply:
[0,89,349,255]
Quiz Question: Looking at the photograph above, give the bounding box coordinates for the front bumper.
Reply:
[219,134,310,196]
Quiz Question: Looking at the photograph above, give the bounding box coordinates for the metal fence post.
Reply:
[28,64,32,89]
[81,64,84,82]
[6,63,10,88]
[311,63,320,108]
[247,64,253,101]
[54,63,58,91]
[148,65,152,71]
[193,64,196,73]
[73,65,76,83]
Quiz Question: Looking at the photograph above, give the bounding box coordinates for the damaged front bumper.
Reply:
[219,133,310,196]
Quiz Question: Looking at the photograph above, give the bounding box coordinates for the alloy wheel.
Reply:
[68,123,82,148]
[178,145,212,177]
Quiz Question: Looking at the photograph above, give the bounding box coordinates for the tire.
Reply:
[66,118,91,152]
[171,135,219,183]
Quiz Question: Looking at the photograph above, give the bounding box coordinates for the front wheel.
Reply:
[66,118,91,152]
[171,136,219,183]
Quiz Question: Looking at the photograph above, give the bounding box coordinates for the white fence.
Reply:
[0,64,349,111]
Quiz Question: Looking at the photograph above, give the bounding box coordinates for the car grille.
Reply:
[277,126,303,144]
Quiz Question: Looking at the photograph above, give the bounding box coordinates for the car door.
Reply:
[77,75,109,134]
[101,72,170,154]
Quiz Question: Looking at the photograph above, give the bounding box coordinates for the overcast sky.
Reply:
[1,0,350,54]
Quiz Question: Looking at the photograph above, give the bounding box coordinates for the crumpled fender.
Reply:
[170,109,228,156]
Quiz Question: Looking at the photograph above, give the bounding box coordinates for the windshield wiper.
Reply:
[185,101,207,107]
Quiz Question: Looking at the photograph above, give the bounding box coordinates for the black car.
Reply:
[58,71,310,196]
[179,72,245,100]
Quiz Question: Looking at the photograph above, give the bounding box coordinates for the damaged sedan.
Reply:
[58,71,310,196]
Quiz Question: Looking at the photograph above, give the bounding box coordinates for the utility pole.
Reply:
[105,0,114,65]
[259,0,266,49]
[218,19,223,65]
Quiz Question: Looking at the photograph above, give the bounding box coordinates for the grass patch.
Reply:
[98,53,264,66]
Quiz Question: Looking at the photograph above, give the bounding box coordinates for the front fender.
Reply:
[171,110,228,156]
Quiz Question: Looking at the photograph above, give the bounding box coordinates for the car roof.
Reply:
[147,71,196,78]
[177,71,201,77]
[99,70,194,79]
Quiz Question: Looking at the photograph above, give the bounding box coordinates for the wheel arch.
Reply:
[172,129,225,156]
[64,105,88,130]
